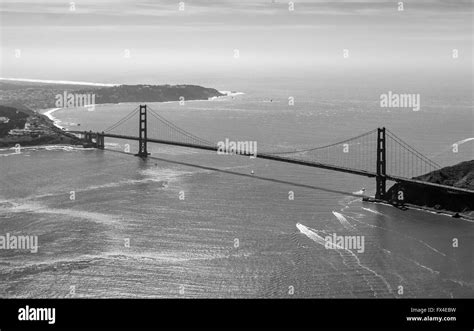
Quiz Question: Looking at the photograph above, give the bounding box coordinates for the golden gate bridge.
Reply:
[70,105,473,204]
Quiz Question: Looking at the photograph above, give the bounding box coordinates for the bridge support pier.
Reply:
[96,132,105,149]
[375,127,387,200]
[135,105,150,158]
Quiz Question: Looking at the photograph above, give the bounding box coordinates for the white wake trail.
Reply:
[296,223,393,295]
[361,207,384,216]
[295,223,327,247]
[453,137,474,145]
[332,211,355,230]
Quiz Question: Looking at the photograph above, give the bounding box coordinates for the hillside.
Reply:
[0,105,31,137]
[386,160,474,214]
[0,81,224,110]
[78,84,224,104]
[0,80,225,147]
[0,104,84,147]
[414,160,474,190]
[0,81,102,110]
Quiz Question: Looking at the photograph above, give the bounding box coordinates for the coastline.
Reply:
[42,108,64,129]
[0,144,95,155]
[217,90,245,98]
[364,197,474,222]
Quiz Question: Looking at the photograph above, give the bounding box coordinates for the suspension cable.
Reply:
[147,107,215,146]
[269,129,378,155]
[103,106,139,133]
[386,129,440,169]
[148,110,212,145]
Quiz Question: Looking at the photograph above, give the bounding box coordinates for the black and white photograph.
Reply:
[0,0,473,329]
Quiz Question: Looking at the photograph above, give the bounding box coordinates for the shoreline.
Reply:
[42,108,64,129]
[363,197,474,222]
[0,144,95,153]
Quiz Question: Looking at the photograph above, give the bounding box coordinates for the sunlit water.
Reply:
[0,76,473,298]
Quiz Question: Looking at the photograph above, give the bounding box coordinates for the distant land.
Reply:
[0,79,225,147]
[387,160,474,216]
[80,84,224,105]
[0,80,224,110]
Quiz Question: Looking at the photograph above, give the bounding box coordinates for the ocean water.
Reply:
[0,75,473,298]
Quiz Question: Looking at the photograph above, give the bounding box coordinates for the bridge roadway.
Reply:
[68,131,474,196]
[101,133,378,178]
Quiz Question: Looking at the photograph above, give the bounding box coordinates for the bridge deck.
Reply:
[68,131,474,196]
[102,133,378,178]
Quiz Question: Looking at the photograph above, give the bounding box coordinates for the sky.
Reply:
[0,0,472,84]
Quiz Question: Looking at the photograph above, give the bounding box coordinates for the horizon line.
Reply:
[0,77,120,87]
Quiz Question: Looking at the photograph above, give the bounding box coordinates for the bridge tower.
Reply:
[85,131,93,144]
[135,104,150,158]
[375,127,387,200]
